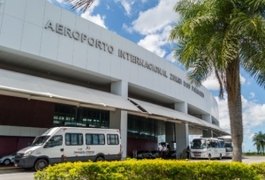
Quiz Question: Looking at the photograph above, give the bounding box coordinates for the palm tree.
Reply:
[261,133,265,155]
[64,0,94,13]
[253,131,265,154]
[170,0,265,162]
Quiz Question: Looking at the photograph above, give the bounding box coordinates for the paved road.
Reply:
[241,156,265,163]
[0,172,34,180]
[0,156,264,180]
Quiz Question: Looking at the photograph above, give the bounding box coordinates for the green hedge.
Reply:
[35,159,262,180]
[251,162,265,179]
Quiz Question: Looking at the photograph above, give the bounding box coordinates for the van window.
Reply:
[32,136,50,146]
[65,133,83,146]
[85,134,105,145]
[107,134,119,145]
[45,135,62,148]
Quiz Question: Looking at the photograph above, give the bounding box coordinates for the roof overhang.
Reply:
[129,98,228,135]
[0,69,140,112]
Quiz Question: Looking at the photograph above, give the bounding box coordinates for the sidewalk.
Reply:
[0,165,24,174]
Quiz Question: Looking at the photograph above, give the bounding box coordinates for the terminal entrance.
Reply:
[127,115,176,158]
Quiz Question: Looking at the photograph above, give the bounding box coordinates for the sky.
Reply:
[48,0,265,152]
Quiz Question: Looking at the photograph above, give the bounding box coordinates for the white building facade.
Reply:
[0,0,227,158]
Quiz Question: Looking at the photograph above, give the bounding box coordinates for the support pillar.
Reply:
[175,123,189,157]
[174,102,189,157]
[109,81,128,159]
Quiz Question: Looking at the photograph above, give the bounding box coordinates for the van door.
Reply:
[106,133,121,160]
[85,133,106,161]
[63,133,86,162]
[43,135,64,164]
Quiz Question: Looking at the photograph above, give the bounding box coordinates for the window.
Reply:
[45,135,62,148]
[65,133,83,146]
[53,104,110,128]
[53,104,76,126]
[86,134,105,145]
[209,141,218,148]
[107,134,119,145]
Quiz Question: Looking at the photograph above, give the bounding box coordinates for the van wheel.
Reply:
[95,156,105,162]
[34,159,48,171]
[219,154,222,160]
[3,159,11,166]
[208,154,211,160]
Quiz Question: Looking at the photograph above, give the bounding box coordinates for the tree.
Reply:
[64,0,94,13]
[253,132,263,154]
[253,131,265,154]
[170,0,265,162]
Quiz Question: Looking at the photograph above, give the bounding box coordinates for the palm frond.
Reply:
[245,0,265,12]
[64,0,94,13]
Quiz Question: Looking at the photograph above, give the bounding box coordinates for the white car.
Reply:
[0,154,15,166]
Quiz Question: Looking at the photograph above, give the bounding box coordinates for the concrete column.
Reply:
[174,102,189,157]
[109,110,128,158]
[175,123,189,157]
[110,81,128,159]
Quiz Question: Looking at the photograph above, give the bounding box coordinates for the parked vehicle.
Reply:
[15,127,121,171]
[190,138,226,159]
[218,135,233,158]
[136,150,176,159]
[0,154,15,165]
[136,151,154,159]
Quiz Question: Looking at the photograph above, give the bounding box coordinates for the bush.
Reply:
[35,159,261,180]
[251,162,265,179]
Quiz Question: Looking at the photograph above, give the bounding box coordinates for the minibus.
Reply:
[15,127,121,170]
[218,135,233,158]
[190,137,226,159]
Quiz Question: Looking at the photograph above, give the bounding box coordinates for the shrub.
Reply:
[35,159,261,180]
[251,162,265,179]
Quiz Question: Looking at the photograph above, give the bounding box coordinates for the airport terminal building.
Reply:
[0,0,227,158]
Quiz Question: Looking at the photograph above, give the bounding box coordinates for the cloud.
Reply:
[128,0,179,57]
[81,13,107,29]
[132,0,177,35]
[202,73,220,91]
[118,0,134,15]
[216,95,265,133]
[249,92,255,99]
[138,33,167,57]
[80,0,107,29]
[215,96,230,131]
[122,23,134,34]
[203,73,247,91]
[115,0,149,16]
[137,25,175,57]
[242,97,265,127]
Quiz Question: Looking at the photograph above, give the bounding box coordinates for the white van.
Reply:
[190,138,226,159]
[218,135,233,158]
[15,127,121,171]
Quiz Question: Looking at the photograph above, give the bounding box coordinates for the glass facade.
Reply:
[128,115,168,142]
[127,115,176,156]
[53,104,109,128]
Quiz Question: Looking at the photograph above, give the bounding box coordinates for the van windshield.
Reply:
[191,139,207,149]
[32,136,50,146]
